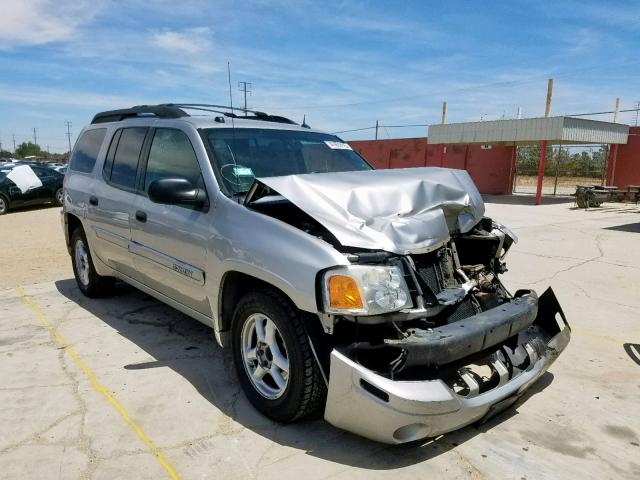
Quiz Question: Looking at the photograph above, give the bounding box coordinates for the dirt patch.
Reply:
[0,206,72,289]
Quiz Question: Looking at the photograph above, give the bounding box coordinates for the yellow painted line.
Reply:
[572,327,625,346]
[15,287,180,480]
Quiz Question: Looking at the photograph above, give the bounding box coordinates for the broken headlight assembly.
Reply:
[322,265,413,315]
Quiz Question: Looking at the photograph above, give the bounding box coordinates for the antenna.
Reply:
[227,62,234,114]
[227,62,241,196]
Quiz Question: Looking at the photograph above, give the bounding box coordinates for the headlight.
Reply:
[323,265,413,315]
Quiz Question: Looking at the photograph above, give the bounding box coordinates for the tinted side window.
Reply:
[109,127,147,190]
[32,167,55,180]
[69,128,107,173]
[102,129,122,179]
[144,129,203,192]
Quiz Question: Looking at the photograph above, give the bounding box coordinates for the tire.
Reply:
[71,227,115,297]
[55,188,64,206]
[0,194,8,215]
[232,289,326,422]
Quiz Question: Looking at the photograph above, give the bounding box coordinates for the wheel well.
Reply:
[218,272,296,336]
[65,213,83,253]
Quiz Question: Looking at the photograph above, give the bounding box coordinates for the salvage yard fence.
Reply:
[513,144,608,195]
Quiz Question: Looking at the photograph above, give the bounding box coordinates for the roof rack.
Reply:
[90,103,298,125]
[91,104,188,124]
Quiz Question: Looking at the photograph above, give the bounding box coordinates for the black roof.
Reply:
[91,103,298,126]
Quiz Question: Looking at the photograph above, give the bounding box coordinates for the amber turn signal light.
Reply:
[328,275,363,310]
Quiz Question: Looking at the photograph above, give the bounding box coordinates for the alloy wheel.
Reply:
[241,313,290,399]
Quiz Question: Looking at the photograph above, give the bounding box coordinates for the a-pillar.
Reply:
[534,140,547,205]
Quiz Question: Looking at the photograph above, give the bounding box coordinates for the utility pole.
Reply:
[613,97,620,123]
[12,134,16,152]
[516,106,522,119]
[33,128,37,145]
[535,78,554,205]
[238,81,252,114]
[438,101,448,167]
[65,121,73,154]
[634,101,640,127]
[374,120,379,140]
[544,78,554,117]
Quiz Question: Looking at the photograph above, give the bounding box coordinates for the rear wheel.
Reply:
[55,188,64,206]
[71,227,115,297]
[0,195,8,215]
[232,289,326,422]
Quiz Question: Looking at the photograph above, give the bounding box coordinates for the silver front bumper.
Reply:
[324,326,570,444]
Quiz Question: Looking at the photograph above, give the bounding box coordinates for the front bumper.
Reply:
[324,288,571,444]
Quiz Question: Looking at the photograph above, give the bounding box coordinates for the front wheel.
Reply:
[71,228,115,297]
[232,290,326,422]
[0,195,8,215]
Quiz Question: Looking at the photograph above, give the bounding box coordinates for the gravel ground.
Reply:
[0,205,72,289]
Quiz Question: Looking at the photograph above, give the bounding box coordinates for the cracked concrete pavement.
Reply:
[1,199,640,479]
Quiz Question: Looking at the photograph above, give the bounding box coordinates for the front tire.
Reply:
[71,227,115,297]
[232,289,326,422]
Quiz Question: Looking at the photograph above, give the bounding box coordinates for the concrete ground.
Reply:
[1,199,639,479]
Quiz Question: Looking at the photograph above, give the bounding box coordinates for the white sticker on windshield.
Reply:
[324,141,352,150]
[233,166,254,177]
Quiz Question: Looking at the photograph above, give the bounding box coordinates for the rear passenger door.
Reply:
[130,127,212,316]
[89,127,148,278]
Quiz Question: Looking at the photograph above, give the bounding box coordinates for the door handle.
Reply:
[89,196,99,206]
[135,210,147,223]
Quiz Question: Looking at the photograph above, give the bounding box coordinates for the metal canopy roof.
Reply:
[428,116,629,145]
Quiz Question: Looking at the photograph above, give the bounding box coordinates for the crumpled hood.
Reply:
[250,167,485,254]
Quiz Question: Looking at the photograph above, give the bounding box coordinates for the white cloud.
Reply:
[152,27,213,56]
[0,0,98,48]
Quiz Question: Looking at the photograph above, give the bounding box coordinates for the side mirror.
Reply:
[148,178,207,208]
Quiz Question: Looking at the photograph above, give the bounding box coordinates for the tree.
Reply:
[14,141,44,158]
[0,149,13,159]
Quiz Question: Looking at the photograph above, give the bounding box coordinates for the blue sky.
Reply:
[1,0,639,152]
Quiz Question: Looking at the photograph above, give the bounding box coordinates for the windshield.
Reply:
[203,128,372,194]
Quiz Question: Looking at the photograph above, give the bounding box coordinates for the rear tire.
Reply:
[71,227,115,297]
[0,194,8,215]
[55,188,64,206]
[231,289,326,422]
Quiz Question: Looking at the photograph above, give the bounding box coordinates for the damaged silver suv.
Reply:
[62,104,570,444]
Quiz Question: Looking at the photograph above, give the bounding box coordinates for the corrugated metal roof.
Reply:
[428,116,629,145]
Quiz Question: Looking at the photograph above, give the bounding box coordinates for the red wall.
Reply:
[609,127,640,187]
[350,138,515,194]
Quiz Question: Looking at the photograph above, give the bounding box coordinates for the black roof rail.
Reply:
[91,103,298,126]
[91,104,188,124]
[173,104,298,125]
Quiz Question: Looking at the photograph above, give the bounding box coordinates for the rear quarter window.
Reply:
[69,128,107,173]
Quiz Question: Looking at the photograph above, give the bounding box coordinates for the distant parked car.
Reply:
[0,164,64,215]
